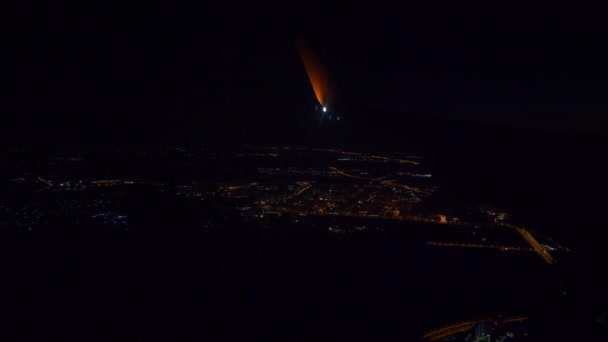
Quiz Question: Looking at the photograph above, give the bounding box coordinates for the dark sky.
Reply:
[6,3,608,145]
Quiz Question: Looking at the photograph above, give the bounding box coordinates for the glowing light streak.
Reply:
[295,38,329,106]
[422,316,528,341]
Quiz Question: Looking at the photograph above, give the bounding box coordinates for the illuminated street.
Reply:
[422,316,528,341]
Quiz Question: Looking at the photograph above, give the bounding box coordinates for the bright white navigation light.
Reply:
[322,106,327,112]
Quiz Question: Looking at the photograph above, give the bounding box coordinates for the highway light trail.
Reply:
[329,166,428,195]
[31,176,53,193]
[428,222,556,265]
[294,184,312,196]
[513,226,554,264]
[427,241,532,251]
[314,148,420,165]
[36,176,53,187]
[422,315,528,341]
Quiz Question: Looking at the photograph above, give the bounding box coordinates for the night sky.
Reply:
[7,3,608,145]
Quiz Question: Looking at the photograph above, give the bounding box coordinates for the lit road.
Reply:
[330,167,429,194]
[488,222,555,264]
[422,315,528,341]
[379,179,422,193]
[330,167,367,180]
[313,148,420,165]
[427,241,532,252]
[512,226,554,264]
[36,176,53,187]
[426,222,556,264]
[30,176,53,194]
[294,184,312,196]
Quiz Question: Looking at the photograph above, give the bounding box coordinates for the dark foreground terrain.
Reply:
[1,199,605,340]
[0,225,570,341]
[1,116,607,340]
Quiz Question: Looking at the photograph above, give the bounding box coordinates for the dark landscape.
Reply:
[4,3,608,341]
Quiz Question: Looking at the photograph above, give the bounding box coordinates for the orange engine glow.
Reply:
[295,38,329,106]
